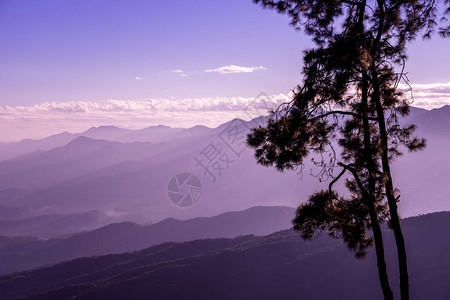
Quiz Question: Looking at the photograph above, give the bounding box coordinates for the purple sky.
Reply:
[0,0,310,104]
[0,0,449,141]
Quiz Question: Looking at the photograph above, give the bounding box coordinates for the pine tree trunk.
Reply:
[368,203,394,300]
[361,75,394,300]
[372,79,410,300]
[368,0,410,294]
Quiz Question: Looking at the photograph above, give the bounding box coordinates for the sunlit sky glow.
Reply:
[0,0,449,141]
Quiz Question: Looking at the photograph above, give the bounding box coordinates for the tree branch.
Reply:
[329,167,347,196]
[308,110,378,121]
[337,162,369,198]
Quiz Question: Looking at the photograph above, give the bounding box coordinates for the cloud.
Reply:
[1,82,449,141]
[172,69,187,77]
[398,82,450,110]
[135,77,142,80]
[205,65,267,74]
[0,94,288,115]
[0,93,290,141]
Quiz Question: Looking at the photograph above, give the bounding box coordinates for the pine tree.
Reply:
[247,0,449,299]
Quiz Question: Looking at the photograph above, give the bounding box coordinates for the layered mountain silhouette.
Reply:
[0,210,107,237]
[0,124,210,162]
[0,206,294,275]
[0,212,448,300]
[0,106,449,235]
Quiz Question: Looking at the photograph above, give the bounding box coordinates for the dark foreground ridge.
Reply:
[0,212,449,300]
[0,206,295,275]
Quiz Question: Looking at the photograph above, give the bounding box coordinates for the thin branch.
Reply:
[337,162,369,198]
[308,110,378,121]
[329,167,347,196]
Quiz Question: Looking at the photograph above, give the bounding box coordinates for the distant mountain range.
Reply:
[0,206,295,275]
[0,106,449,236]
[1,211,448,300]
[0,210,107,237]
[0,124,211,162]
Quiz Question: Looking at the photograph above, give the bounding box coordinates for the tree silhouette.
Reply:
[247,0,449,299]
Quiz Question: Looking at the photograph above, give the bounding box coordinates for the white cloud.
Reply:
[0,93,290,141]
[135,77,142,80]
[398,82,450,110]
[172,69,187,77]
[1,82,449,141]
[205,65,267,74]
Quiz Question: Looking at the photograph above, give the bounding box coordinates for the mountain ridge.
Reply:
[0,211,448,300]
[0,206,295,275]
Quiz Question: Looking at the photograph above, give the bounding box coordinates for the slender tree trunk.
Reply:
[367,201,394,300]
[368,0,410,294]
[361,74,394,300]
[371,75,410,300]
